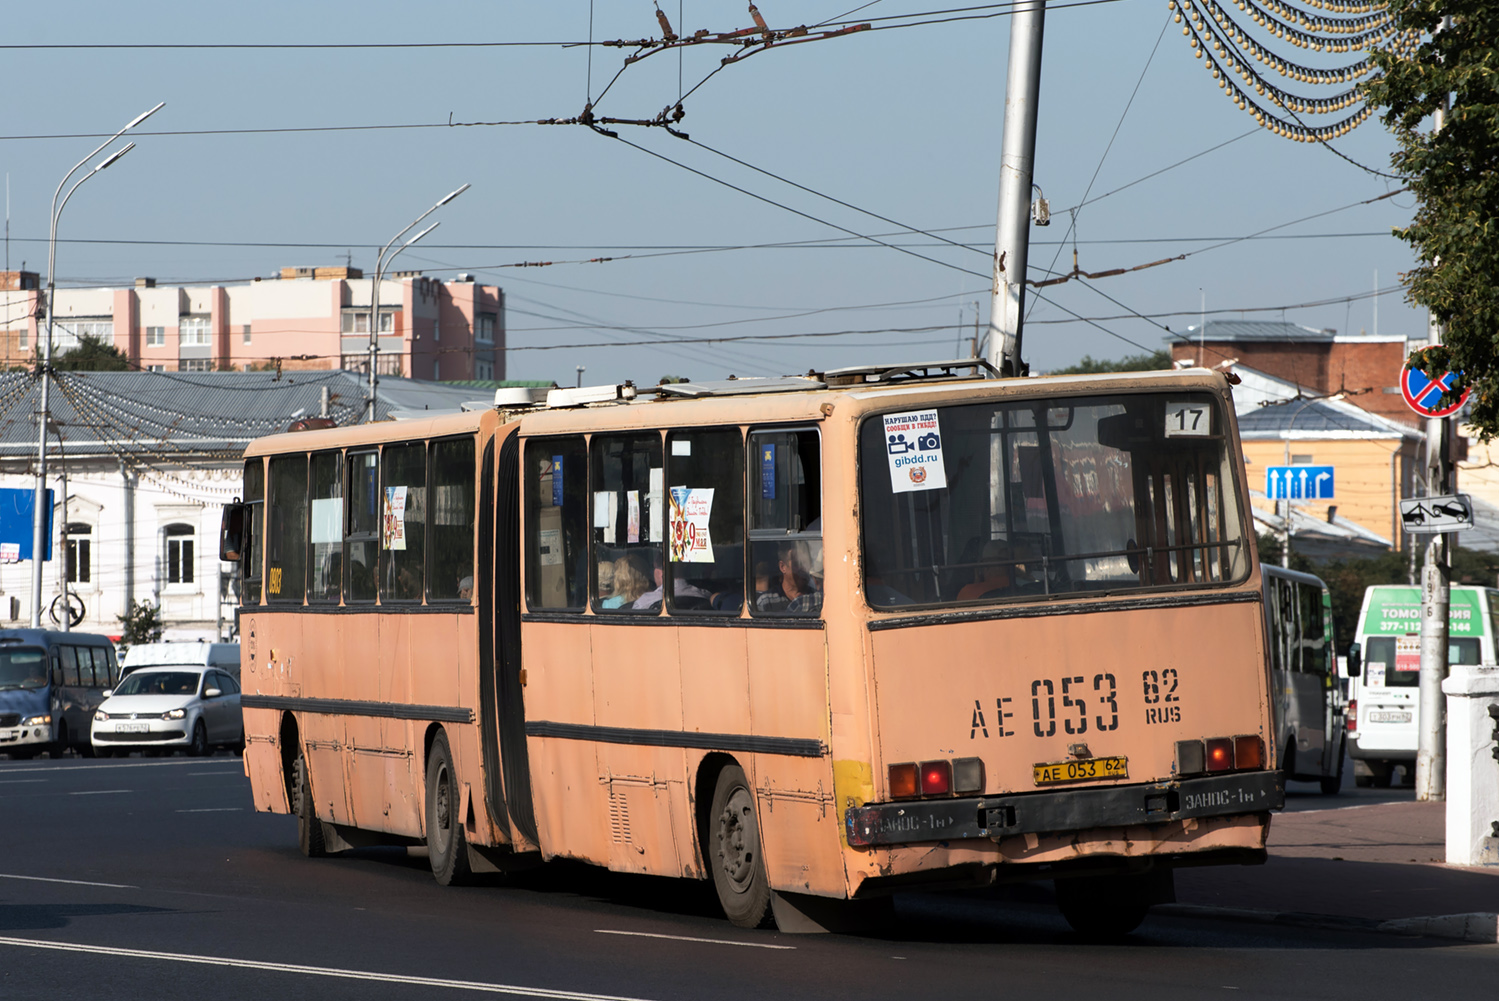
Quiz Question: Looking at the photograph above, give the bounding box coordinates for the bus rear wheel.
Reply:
[292,750,326,858]
[708,765,772,929]
[1055,872,1159,940]
[425,730,472,886]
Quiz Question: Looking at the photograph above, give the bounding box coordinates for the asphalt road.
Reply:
[0,754,1492,1001]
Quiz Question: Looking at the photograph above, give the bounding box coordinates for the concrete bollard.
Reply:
[1442,664,1499,866]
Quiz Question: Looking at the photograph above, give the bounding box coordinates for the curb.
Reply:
[1155,904,1499,944]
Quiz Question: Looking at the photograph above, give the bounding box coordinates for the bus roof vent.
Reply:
[653,376,826,398]
[491,387,548,408]
[546,382,638,408]
[821,358,999,386]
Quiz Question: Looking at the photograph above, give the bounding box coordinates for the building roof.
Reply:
[0,369,493,462]
[1171,319,1335,343]
[1237,395,1421,440]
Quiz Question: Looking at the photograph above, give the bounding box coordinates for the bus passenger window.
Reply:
[1300,584,1326,675]
[243,459,264,604]
[267,454,309,603]
[61,645,80,686]
[666,428,744,614]
[308,452,343,602]
[525,438,588,610]
[429,438,476,601]
[346,451,378,602]
[591,434,664,613]
[749,429,822,617]
[380,444,427,602]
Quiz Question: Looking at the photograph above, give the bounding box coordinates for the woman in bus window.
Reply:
[602,553,650,609]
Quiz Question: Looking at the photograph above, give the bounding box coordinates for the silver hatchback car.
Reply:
[91,666,243,757]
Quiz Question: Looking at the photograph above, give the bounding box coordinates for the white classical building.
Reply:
[0,368,502,639]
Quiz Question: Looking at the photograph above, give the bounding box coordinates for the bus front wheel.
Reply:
[425,730,472,886]
[1055,871,1163,940]
[708,765,772,929]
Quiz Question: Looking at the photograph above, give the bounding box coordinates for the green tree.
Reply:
[1367,5,1499,433]
[116,600,163,653]
[1049,350,1173,375]
[44,333,131,371]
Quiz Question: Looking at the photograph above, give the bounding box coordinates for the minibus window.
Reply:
[61,645,80,686]
[525,437,588,611]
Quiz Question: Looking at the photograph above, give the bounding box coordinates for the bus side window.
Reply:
[50,652,61,687]
[83,648,104,687]
[525,437,588,610]
[665,428,744,614]
[243,459,265,604]
[591,434,664,613]
[105,647,120,687]
[268,454,309,603]
[308,451,344,602]
[61,645,80,686]
[429,437,476,601]
[346,451,379,602]
[748,428,822,617]
[380,443,427,602]
[1300,584,1326,676]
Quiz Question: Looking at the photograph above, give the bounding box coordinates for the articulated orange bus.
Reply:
[223,362,1281,937]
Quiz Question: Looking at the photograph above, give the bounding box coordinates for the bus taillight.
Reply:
[919,760,952,796]
[1176,739,1206,775]
[952,756,985,794]
[1233,735,1263,770]
[889,763,919,799]
[1347,700,1358,733]
[1206,738,1234,772]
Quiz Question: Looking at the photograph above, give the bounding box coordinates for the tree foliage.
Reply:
[1048,350,1173,375]
[1367,5,1499,433]
[45,333,131,372]
[116,600,163,653]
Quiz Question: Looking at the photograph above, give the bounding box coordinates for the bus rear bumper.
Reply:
[844,770,1283,848]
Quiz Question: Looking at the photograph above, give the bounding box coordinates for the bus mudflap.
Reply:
[844,770,1284,848]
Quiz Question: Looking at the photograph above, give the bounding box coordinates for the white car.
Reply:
[91,666,243,757]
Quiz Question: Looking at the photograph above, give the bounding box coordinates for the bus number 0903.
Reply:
[1031,674,1119,737]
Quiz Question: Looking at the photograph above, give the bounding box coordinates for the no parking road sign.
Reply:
[1401,362,1470,418]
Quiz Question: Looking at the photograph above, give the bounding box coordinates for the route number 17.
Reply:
[1165,401,1210,437]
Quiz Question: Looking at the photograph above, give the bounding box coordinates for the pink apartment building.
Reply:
[0,267,504,381]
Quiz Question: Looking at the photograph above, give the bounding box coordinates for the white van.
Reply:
[120,641,241,681]
[1347,584,1498,786]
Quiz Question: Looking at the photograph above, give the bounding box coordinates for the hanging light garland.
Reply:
[1169,0,1419,143]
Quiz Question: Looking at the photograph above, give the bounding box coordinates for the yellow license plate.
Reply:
[1033,756,1129,786]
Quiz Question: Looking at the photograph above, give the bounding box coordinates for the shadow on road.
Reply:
[0,903,176,932]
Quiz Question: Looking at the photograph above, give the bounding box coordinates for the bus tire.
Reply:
[51,721,69,759]
[293,751,327,858]
[425,730,471,886]
[1319,743,1345,795]
[708,765,772,929]
[1055,872,1156,940]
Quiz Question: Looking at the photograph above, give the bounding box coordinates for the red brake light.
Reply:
[1347,699,1358,734]
[1233,735,1263,770]
[889,763,918,799]
[919,760,952,796]
[1205,737,1233,772]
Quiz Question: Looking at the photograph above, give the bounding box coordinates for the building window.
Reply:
[476,360,494,380]
[165,523,195,585]
[146,364,166,373]
[65,523,92,584]
[341,309,395,334]
[179,315,211,346]
[145,326,165,347]
[53,318,112,350]
[179,359,213,372]
[476,313,496,344]
[242,324,252,344]
[18,328,28,350]
[339,354,403,376]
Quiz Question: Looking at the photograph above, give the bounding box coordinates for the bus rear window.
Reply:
[1365,636,1479,687]
[859,393,1249,608]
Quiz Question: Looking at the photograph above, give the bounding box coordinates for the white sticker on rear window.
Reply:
[883,411,947,493]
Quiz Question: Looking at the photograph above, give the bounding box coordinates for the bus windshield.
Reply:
[0,648,47,690]
[860,392,1249,607]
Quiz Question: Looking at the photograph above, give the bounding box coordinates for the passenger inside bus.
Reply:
[755,540,822,614]
[602,553,650,608]
[956,540,1015,600]
[633,550,711,610]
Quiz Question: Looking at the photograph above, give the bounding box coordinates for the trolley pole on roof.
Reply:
[986,0,1046,379]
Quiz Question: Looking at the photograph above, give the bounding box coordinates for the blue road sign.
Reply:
[0,487,53,561]
[1266,465,1334,501]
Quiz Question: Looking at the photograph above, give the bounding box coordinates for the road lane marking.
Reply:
[175,808,243,813]
[0,936,659,1000]
[69,789,130,796]
[0,759,242,773]
[186,770,241,776]
[0,779,46,784]
[594,929,795,950]
[0,874,137,889]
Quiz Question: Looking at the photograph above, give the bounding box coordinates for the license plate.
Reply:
[1033,756,1128,786]
[1368,711,1412,724]
[116,723,149,733]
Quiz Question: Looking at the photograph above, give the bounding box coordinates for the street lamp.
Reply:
[31,101,163,628]
[365,183,470,422]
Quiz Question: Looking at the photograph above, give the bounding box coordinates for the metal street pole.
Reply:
[987,0,1046,378]
[365,183,470,422]
[31,101,161,628]
[1415,78,1452,804]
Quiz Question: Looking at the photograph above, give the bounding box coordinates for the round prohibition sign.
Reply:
[1401,363,1470,418]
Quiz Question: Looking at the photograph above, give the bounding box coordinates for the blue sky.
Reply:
[2,1,1424,385]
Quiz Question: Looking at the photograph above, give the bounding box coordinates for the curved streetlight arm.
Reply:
[46,103,162,277]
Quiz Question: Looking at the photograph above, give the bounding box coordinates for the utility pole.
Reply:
[986,0,1046,378]
[1415,53,1451,803]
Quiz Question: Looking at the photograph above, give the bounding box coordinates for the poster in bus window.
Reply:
[648,467,664,541]
[382,486,408,550]
[1365,661,1386,687]
[669,487,715,563]
[627,491,640,544]
[883,411,947,493]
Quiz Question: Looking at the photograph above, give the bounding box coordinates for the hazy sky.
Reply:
[2,1,1424,386]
